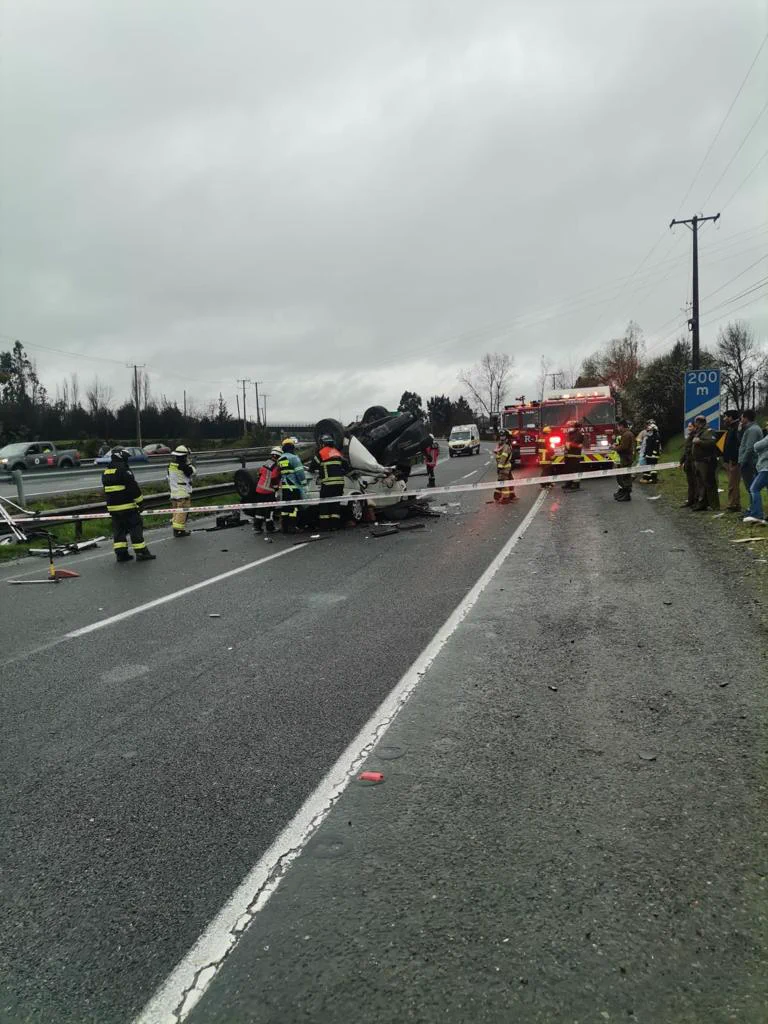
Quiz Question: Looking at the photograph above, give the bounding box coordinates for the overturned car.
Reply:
[234,406,433,523]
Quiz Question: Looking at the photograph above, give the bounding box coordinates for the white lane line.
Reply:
[133,489,547,1024]
[65,545,306,639]
[460,469,478,480]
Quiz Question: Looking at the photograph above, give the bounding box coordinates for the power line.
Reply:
[699,96,768,208]
[701,254,768,301]
[719,145,768,212]
[675,28,768,214]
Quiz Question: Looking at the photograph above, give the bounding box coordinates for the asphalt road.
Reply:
[0,444,509,1022]
[3,454,766,1023]
[0,460,246,501]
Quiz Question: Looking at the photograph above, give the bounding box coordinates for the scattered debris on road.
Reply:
[358,771,385,784]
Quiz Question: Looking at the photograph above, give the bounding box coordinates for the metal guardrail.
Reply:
[1,483,238,541]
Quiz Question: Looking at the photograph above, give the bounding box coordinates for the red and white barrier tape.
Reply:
[4,462,679,525]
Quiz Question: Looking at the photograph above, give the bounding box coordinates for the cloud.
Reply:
[1,0,765,422]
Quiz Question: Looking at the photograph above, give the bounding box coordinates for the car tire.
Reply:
[60,460,73,469]
[349,495,366,522]
[314,418,345,449]
[361,405,390,424]
[11,463,24,473]
[234,468,260,504]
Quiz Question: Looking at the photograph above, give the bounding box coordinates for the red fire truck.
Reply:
[539,385,618,469]
[500,401,541,465]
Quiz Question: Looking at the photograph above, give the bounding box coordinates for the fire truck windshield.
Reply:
[540,400,615,427]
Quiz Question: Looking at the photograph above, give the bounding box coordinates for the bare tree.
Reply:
[139,369,151,409]
[85,376,114,417]
[537,355,552,402]
[70,372,80,409]
[717,321,767,410]
[458,352,514,419]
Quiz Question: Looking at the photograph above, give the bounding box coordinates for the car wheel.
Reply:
[11,463,24,472]
[234,468,259,503]
[349,496,365,521]
[60,460,73,469]
[361,405,390,424]
[314,418,345,449]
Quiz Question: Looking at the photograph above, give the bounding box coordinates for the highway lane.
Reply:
[0,460,248,501]
[0,443,525,1022]
[188,480,768,1024]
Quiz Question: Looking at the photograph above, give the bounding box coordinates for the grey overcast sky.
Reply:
[1,0,766,423]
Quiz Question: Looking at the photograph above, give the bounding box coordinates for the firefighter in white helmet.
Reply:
[167,445,197,537]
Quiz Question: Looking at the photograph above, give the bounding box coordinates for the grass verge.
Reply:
[654,433,767,623]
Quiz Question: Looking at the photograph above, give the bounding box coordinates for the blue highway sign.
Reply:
[683,368,721,430]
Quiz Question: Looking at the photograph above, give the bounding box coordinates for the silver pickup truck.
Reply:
[0,441,82,473]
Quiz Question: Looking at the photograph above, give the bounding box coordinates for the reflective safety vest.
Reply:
[313,446,347,488]
[277,451,307,490]
[256,459,280,495]
[167,460,196,498]
[102,465,143,513]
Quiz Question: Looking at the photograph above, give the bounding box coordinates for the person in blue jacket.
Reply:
[277,437,307,534]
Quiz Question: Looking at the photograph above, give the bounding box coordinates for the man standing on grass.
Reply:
[721,410,742,513]
[743,425,768,526]
[738,410,764,493]
[691,415,719,511]
[679,421,698,508]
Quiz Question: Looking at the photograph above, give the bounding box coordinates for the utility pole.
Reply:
[261,394,269,427]
[253,381,263,426]
[183,389,187,418]
[237,378,251,435]
[669,212,720,370]
[129,364,145,446]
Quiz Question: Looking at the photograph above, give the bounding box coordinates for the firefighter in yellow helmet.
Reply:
[493,431,517,503]
[167,445,197,536]
[538,426,554,487]
[277,437,307,533]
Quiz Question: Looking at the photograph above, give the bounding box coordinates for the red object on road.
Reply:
[358,771,384,783]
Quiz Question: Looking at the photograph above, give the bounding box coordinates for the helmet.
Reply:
[281,436,297,449]
[270,446,282,458]
[111,448,131,463]
[319,434,335,447]
[171,445,190,458]
[542,426,552,434]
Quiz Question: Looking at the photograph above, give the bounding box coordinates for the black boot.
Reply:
[266,520,276,533]
[253,519,263,533]
[614,491,631,502]
[174,529,191,538]
[135,548,157,561]
[115,550,133,563]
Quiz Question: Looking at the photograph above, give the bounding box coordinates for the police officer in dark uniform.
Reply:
[102,448,156,562]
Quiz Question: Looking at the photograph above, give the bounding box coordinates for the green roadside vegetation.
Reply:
[654,432,768,613]
[0,470,241,562]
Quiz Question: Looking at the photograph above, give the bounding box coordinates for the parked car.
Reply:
[0,441,81,473]
[143,443,172,456]
[94,446,149,466]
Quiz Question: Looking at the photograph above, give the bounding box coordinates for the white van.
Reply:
[448,423,481,457]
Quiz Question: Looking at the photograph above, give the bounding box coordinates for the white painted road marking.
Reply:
[133,489,547,1024]
[460,469,478,480]
[65,545,307,639]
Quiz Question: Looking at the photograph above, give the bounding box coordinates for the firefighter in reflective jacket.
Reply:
[537,426,554,486]
[167,445,196,537]
[253,447,282,533]
[102,448,156,562]
[310,435,350,529]
[494,433,517,503]
[277,437,307,533]
[562,422,585,490]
